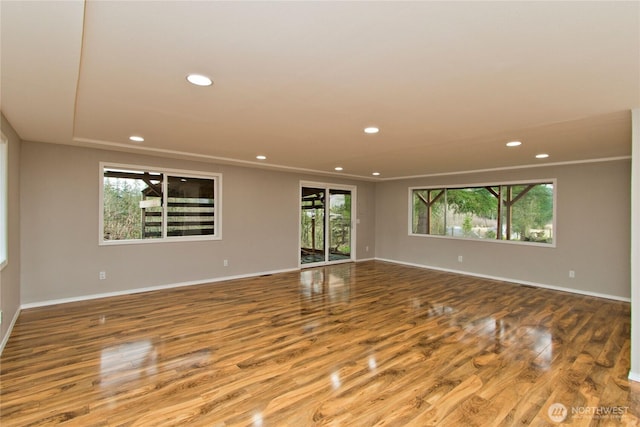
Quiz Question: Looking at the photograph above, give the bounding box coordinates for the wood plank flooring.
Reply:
[1,261,637,426]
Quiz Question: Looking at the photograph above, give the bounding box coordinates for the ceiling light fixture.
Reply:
[186,73,213,87]
[372,172,381,176]
[334,167,343,171]
[364,127,379,134]
[129,135,144,142]
[256,155,267,160]
[506,141,522,147]
[536,153,549,159]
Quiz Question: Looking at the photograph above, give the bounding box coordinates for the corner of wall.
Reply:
[627,98,640,378]
[628,371,640,383]
[0,306,20,355]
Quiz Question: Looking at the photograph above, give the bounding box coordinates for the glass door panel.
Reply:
[328,189,351,261]
[301,187,325,265]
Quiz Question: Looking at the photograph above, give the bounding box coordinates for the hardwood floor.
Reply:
[1,261,637,426]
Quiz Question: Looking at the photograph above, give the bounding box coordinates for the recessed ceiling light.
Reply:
[364,127,379,134]
[334,167,343,171]
[256,155,267,160]
[506,141,522,147]
[536,153,549,159]
[129,135,144,142]
[186,73,213,87]
[372,172,381,176]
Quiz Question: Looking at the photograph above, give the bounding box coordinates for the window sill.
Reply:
[408,232,556,248]
[99,235,222,246]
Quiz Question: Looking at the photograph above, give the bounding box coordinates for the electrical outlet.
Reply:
[569,270,575,279]
[223,259,229,267]
[366,246,369,252]
[0,310,3,325]
[99,271,106,280]
[458,255,464,263]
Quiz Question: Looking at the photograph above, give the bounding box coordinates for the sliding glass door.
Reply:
[300,183,355,266]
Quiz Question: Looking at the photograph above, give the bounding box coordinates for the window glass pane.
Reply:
[412,189,446,235]
[103,168,163,241]
[166,176,216,237]
[412,190,429,234]
[507,183,554,243]
[430,194,446,235]
[446,187,498,239]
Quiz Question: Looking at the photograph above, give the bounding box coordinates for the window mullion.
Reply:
[162,174,168,239]
[444,189,448,236]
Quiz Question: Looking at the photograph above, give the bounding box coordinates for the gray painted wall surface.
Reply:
[20,141,375,304]
[374,160,631,299]
[12,141,635,304]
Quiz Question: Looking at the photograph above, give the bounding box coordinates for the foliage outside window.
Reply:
[101,164,220,244]
[410,181,555,245]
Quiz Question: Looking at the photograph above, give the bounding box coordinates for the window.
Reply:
[410,180,555,245]
[100,164,221,244]
[0,134,7,268]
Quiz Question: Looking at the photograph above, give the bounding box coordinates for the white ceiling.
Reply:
[1,1,639,180]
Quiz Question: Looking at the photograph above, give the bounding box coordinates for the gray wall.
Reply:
[0,114,21,347]
[11,139,635,305]
[375,159,631,299]
[20,141,375,304]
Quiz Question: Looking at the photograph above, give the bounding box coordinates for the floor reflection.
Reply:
[299,265,354,315]
[100,339,157,388]
[100,339,157,383]
[99,339,213,392]
[300,268,325,297]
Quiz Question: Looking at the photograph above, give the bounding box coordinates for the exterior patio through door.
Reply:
[300,183,355,266]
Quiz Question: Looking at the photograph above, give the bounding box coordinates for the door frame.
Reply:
[299,181,357,268]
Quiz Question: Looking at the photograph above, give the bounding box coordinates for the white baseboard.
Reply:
[375,258,630,302]
[18,258,630,310]
[21,267,300,310]
[629,371,640,383]
[0,307,21,356]
[21,260,375,310]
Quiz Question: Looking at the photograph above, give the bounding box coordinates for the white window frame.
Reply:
[99,162,222,245]
[408,178,557,248]
[0,133,7,269]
